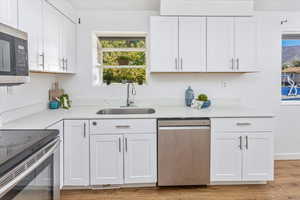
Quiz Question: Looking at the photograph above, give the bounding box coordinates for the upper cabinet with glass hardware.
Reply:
[150,16,258,73]
[18,0,77,74]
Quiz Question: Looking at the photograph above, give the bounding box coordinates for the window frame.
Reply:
[96,32,149,86]
[281,30,300,105]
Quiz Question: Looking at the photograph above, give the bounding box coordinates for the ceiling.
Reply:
[67,0,160,10]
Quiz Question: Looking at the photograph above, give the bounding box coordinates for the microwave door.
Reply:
[0,32,15,76]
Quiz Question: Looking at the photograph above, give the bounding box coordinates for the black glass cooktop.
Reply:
[0,129,58,177]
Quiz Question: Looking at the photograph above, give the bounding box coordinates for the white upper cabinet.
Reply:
[90,135,124,185]
[179,17,206,72]
[150,16,206,72]
[150,17,179,72]
[17,0,77,74]
[18,0,44,71]
[44,3,61,72]
[0,0,18,28]
[235,17,257,72]
[207,17,235,72]
[151,16,257,73]
[64,120,89,186]
[207,17,257,72]
[60,17,77,73]
[124,134,157,184]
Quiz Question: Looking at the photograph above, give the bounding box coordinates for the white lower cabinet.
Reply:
[124,134,157,184]
[90,119,157,186]
[211,118,274,183]
[64,120,90,186]
[211,133,243,181]
[90,135,124,185]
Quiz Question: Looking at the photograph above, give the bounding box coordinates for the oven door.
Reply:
[0,139,60,200]
[0,32,16,76]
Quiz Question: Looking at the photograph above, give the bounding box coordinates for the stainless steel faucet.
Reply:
[124,82,136,107]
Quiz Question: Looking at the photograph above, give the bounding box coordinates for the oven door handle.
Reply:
[0,138,60,199]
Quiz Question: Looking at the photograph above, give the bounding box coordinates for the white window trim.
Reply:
[281,30,300,104]
[94,31,149,86]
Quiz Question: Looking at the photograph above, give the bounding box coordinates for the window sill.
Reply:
[281,101,300,106]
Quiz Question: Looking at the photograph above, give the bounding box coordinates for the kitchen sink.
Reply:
[97,108,156,115]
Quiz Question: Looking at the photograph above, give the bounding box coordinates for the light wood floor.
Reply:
[61,160,300,200]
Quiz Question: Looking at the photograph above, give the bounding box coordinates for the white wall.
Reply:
[0,73,56,125]
[255,0,300,11]
[61,10,281,112]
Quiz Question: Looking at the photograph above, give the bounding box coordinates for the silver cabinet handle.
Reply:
[83,122,87,138]
[65,58,68,72]
[245,136,249,149]
[236,58,240,70]
[175,58,178,70]
[115,125,130,129]
[236,122,252,126]
[118,137,121,153]
[39,53,45,70]
[180,58,183,71]
[231,58,235,70]
[239,136,243,150]
[125,137,128,152]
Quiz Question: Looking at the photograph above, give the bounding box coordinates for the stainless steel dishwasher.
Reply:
[158,119,210,186]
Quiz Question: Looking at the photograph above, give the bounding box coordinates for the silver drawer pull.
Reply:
[116,125,131,129]
[236,122,252,126]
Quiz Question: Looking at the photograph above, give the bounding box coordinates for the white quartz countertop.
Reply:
[1,105,275,129]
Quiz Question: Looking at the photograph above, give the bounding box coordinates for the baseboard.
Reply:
[275,153,300,160]
[210,181,267,186]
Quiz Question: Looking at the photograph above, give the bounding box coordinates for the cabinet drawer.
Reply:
[90,119,157,134]
[211,118,273,132]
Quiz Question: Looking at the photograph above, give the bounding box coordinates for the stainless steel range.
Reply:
[0,129,60,200]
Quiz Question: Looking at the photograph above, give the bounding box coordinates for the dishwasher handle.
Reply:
[159,126,210,131]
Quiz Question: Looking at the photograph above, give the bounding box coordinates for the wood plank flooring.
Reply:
[61,160,300,200]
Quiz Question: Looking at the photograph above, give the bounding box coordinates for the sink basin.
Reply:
[97,108,156,115]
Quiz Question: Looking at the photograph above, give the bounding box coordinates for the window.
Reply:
[98,36,147,85]
[282,34,300,101]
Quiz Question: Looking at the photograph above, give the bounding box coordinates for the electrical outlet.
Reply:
[221,81,228,88]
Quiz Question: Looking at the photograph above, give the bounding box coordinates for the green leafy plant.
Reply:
[197,94,208,102]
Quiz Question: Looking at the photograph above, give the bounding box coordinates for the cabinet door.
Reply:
[207,17,235,72]
[179,17,206,72]
[47,121,64,189]
[211,133,242,182]
[18,0,44,71]
[64,120,89,186]
[90,135,124,185]
[43,3,61,72]
[124,134,157,184]
[235,17,257,72]
[0,0,18,28]
[63,18,76,73]
[242,133,274,181]
[150,17,179,72]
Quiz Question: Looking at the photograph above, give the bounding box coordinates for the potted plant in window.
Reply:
[103,69,114,85]
[136,74,145,85]
[118,56,130,66]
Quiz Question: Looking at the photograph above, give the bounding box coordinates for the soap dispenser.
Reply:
[185,86,194,107]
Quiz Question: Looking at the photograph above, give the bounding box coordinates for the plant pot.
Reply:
[118,58,129,66]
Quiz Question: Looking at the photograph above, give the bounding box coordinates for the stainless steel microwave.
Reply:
[0,23,29,86]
